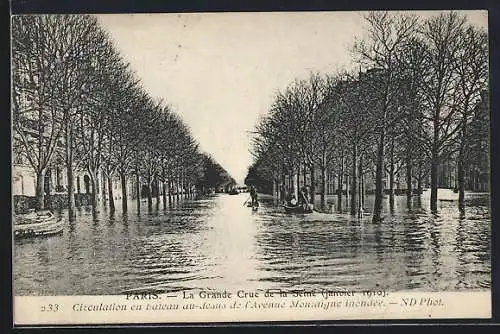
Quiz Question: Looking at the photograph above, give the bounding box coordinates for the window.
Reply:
[14,155,23,165]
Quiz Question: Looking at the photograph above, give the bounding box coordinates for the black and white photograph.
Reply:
[11,10,491,323]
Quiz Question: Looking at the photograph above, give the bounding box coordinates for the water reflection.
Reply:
[13,193,490,295]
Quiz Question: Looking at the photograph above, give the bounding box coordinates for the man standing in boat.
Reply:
[299,186,312,211]
[249,185,258,207]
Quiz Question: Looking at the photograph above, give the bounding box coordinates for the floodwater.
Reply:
[13,191,491,295]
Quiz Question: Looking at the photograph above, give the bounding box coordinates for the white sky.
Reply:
[97,11,487,184]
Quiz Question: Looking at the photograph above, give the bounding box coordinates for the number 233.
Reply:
[41,304,59,312]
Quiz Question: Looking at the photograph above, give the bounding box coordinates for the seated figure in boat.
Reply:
[285,190,298,207]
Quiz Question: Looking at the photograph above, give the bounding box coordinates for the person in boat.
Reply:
[249,185,258,206]
[299,186,312,211]
[285,190,298,207]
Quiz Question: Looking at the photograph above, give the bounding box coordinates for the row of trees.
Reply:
[249,11,489,221]
[12,15,234,217]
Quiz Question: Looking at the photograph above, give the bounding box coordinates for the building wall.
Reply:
[12,164,36,197]
[11,164,137,200]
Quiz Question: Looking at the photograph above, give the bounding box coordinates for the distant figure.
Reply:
[285,190,298,206]
[250,185,258,206]
[298,186,307,208]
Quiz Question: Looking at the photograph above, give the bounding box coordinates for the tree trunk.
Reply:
[280,169,286,201]
[345,174,349,210]
[389,136,395,211]
[35,169,46,210]
[297,165,301,188]
[310,164,315,204]
[101,172,107,205]
[175,176,181,200]
[430,108,440,213]
[458,156,465,215]
[293,173,298,200]
[135,171,141,211]
[350,145,357,216]
[107,173,115,213]
[361,168,365,210]
[65,121,75,219]
[155,177,161,204]
[331,174,336,211]
[358,154,363,217]
[162,181,167,207]
[458,122,467,215]
[89,170,98,212]
[373,129,385,222]
[406,153,413,209]
[181,178,185,198]
[303,164,307,189]
[276,178,281,200]
[95,172,100,203]
[272,179,277,199]
[430,148,439,213]
[147,174,153,209]
[120,170,128,212]
[321,166,327,209]
[168,178,172,204]
[337,156,343,212]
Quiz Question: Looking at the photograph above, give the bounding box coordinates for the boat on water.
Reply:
[247,201,259,210]
[14,210,63,239]
[283,204,314,214]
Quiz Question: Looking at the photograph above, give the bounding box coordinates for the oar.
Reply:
[243,197,250,206]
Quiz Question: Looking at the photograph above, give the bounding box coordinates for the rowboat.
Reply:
[14,210,63,239]
[247,202,259,210]
[283,204,313,214]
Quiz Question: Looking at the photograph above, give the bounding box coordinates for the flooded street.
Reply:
[13,192,490,296]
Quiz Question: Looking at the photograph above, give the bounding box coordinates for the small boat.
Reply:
[247,201,259,210]
[283,204,313,214]
[14,210,63,239]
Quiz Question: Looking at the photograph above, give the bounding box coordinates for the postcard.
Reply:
[11,10,491,325]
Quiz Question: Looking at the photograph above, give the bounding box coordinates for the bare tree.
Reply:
[12,16,67,210]
[336,72,375,215]
[395,37,428,208]
[75,34,125,213]
[311,74,342,209]
[46,15,115,218]
[452,24,488,215]
[353,11,419,222]
[420,11,466,213]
